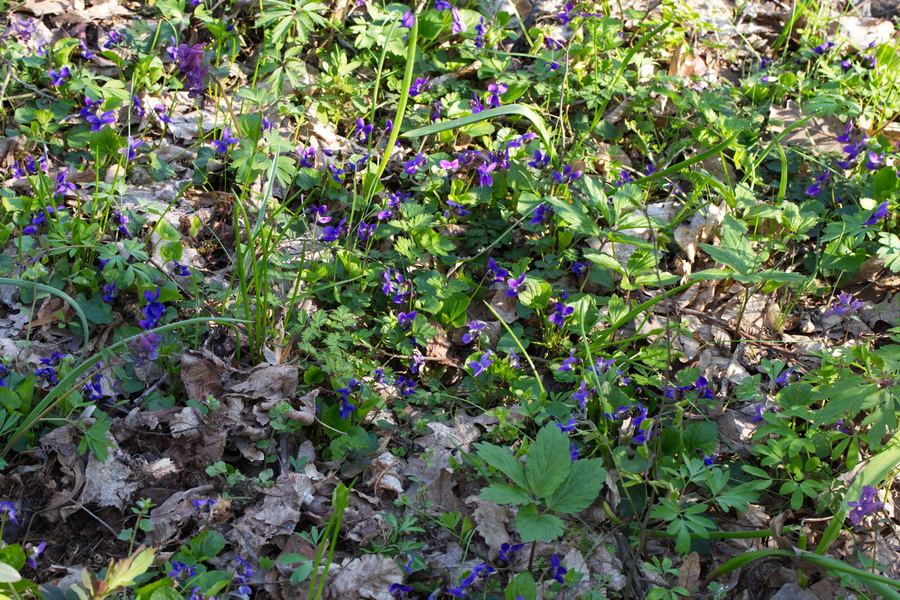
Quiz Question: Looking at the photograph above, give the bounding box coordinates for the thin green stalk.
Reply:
[483,302,546,404]
[362,18,418,204]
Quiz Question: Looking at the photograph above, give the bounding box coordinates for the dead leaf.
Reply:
[769,101,846,156]
[326,554,403,600]
[467,497,510,559]
[834,17,896,48]
[366,452,404,496]
[678,552,701,593]
[227,472,315,559]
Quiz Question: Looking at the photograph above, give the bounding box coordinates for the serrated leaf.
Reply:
[514,504,565,542]
[545,459,606,514]
[480,484,533,505]
[524,426,572,499]
[475,442,528,489]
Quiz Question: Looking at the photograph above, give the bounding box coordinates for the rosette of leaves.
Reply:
[475,426,606,542]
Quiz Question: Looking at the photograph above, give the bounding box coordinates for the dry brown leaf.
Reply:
[326,554,403,600]
[145,485,217,547]
[835,17,896,48]
[678,552,702,593]
[769,101,846,155]
[468,497,510,559]
[228,472,315,558]
[366,452,404,496]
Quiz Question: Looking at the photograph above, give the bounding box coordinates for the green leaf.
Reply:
[524,426,572,499]
[190,530,226,562]
[682,421,718,455]
[518,279,551,309]
[873,167,899,202]
[505,571,537,600]
[475,442,528,489]
[514,504,565,542]
[0,562,21,583]
[545,459,606,514]
[583,249,625,274]
[440,292,471,327]
[480,484,533,506]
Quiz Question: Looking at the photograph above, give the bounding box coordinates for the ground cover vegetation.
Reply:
[0,0,899,597]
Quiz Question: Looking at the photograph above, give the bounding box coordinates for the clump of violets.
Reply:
[847,485,885,526]
[835,121,868,169]
[36,351,67,384]
[823,291,864,317]
[167,42,209,97]
[22,205,65,234]
[381,269,412,304]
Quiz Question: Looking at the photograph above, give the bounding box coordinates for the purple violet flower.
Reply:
[398,311,417,330]
[320,218,347,242]
[409,76,430,97]
[167,43,209,97]
[823,292,864,317]
[48,66,70,86]
[548,301,574,328]
[139,287,165,329]
[805,170,830,196]
[486,83,507,108]
[549,555,567,584]
[212,126,239,154]
[403,152,426,175]
[118,136,144,161]
[86,109,116,132]
[505,273,526,297]
[24,542,47,570]
[468,351,493,377]
[863,201,889,226]
[451,7,466,34]
[462,320,486,344]
[552,164,583,184]
[444,200,470,218]
[848,485,885,526]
